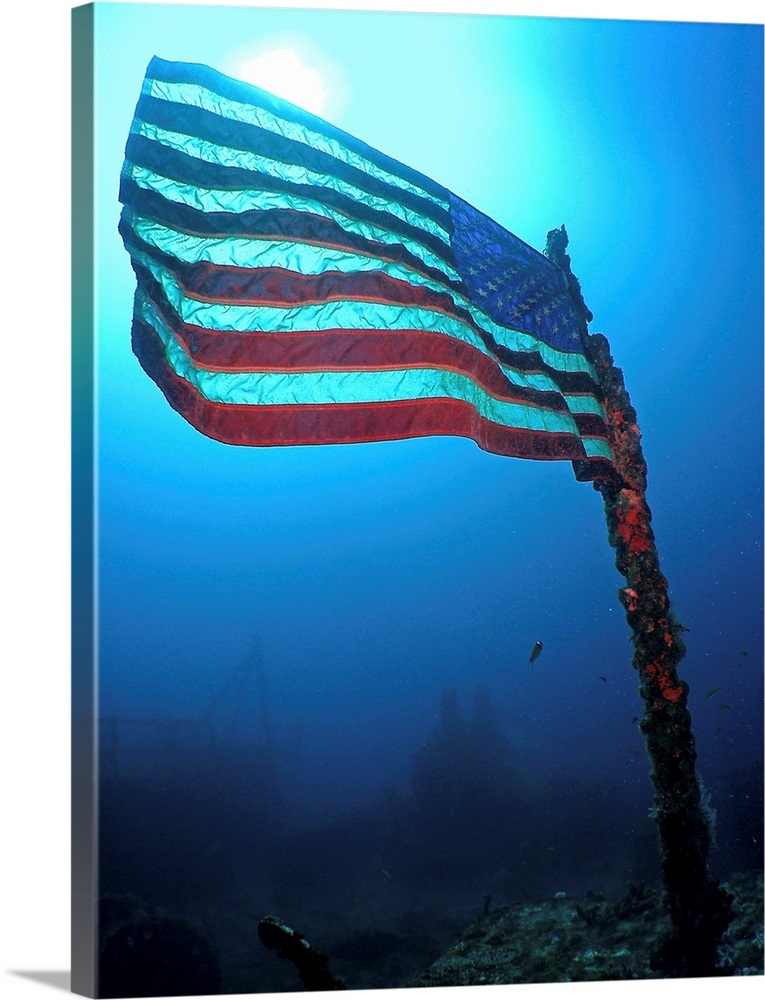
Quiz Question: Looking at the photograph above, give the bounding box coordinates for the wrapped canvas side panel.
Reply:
[71,5,97,997]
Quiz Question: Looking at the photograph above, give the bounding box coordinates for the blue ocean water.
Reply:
[91,5,763,993]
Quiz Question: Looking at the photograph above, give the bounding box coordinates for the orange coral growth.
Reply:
[644,657,684,704]
[614,494,653,555]
[661,683,684,704]
[623,506,641,526]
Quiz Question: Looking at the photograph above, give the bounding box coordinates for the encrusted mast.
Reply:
[545,226,733,977]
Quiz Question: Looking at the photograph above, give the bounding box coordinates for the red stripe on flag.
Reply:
[132,256,601,398]
[143,291,569,411]
[176,263,461,312]
[132,315,589,460]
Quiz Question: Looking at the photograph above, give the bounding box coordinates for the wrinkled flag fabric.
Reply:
[119,57,614,481]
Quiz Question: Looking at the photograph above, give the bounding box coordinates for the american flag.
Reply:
[119,57,614,480]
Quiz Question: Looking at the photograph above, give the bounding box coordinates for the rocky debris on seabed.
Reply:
[409,870,763,986]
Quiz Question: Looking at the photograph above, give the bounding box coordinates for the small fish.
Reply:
[704,686,721,700]
[381,869,393,880]
[719,704,731,710]
[528,640,543,667]
[631,716,639,724]
[598,675,608,682]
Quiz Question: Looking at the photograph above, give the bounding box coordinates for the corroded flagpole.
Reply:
[545,226,733,977]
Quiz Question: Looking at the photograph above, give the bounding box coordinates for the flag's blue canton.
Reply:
[449,194,585,353]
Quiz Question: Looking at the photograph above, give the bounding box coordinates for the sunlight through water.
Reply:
[237,47,329,115]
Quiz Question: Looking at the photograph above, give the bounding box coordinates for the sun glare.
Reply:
[238,48,329,116]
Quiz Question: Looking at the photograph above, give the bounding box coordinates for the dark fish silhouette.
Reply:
[528,640,543,667]
[704,686,721,700]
